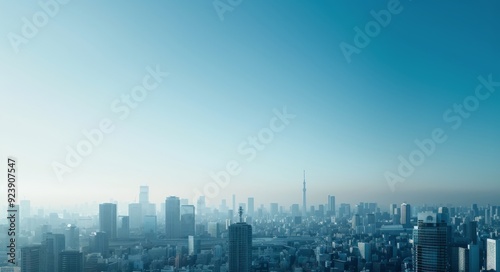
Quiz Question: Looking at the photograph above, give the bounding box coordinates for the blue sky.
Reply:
[0,0,499,210]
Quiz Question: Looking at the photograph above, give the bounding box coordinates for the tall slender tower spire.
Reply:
[302,170,307,217]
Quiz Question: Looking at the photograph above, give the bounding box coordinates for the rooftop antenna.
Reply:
[239,206,243,223]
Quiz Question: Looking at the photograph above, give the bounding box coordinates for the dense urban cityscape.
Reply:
[0,182,498,272]
[2,1,499,272]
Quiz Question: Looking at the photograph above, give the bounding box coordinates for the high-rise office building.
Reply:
[42,233,65,272]
[401,202,411,227]
[358,242,371,262]
[291,204,300,217]
[21,245,42,272]
[208,222,220,238]
[188,235,200,255]
[128,203,142,230]
[471,204,478,218]
[58,250,83,272]
[197,196,206,216]
[64,224,79,250]
[366,213,376,225]
[486,238,500,271]
[389,204,397,216]
[247,197,254,217]
[318,204,325,217]
[352,214,361,228]
[327,195,336,216]
[99,203,117,240]
[437,207,449,225]
[270,203,279,217]
[117,216,130,239]
[465,220,477,244]
[220,199,228,213]
[339,203,351,218]
[413,212,448,272]
[143,215,157,234]
[228,208,252,272]
[458,244,479,272]
[393,208,401,225]
[165,196,181,239]
[139,185,149,204]
[485,209,492,226]
[89,231,109,258]
[180,205,195,237]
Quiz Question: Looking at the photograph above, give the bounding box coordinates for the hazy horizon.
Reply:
[1,1,499,209]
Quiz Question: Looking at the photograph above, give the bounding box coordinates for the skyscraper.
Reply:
[437,206,449,225]
[143,215,157,238]
[471,204,478,218]
[188,235,200,255]
[270,203,279,217]
[486,238,500,271]
[401,202,411,227]
[458,244,479,272]
[117,215,130,239]
[165,196,181,239]
[389,203,397,216]
[327,195,336,216]
[58,250,83,272]
[180,205,195,237]
[197,195,206,216]
[64,224,79,250]
[89,231,109,258]
[302,170,307,217]
[128,203,142,230]
[413,212,448,272]
[139,185,149,203]
[21,245,42,272]
[228,207,252,272]
[465,220,478,244]
[42,233,66,272]
[99,203,117,240]
[208,222,220,238]
[358,242,371,262]
[393,207,401,225]
[247,197,254,217]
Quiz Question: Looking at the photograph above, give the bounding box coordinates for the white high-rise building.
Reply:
[401,203,411,227]
[487,238,500,271]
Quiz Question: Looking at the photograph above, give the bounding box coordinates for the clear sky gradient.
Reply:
[0,1,499,210]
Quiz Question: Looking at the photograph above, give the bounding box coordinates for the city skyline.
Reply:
[5,184,500,217]
[4,182,500,215]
